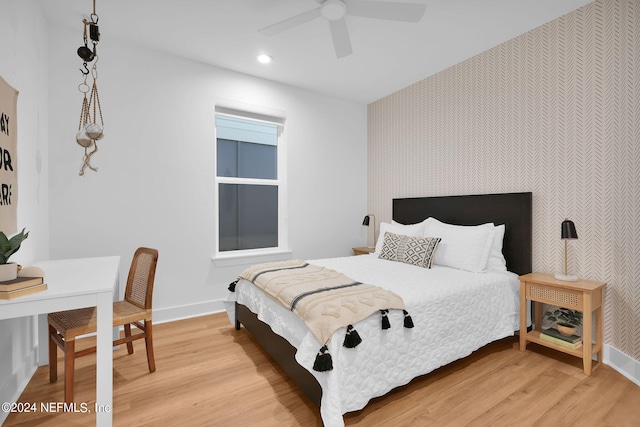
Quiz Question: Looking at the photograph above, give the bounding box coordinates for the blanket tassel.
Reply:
[228,280,238,292]
[381,309,391,330]
[403,310,414,328]
[313,345,333,372]
[343,324,362,348]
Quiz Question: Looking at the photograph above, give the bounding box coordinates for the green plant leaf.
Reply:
[544,306,583,327]
[0,228,29,264]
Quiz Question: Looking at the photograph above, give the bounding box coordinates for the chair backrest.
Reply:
[124,247,159,310]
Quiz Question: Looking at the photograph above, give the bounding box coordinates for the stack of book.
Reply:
[0,276,47,300]
[540,327,582,349]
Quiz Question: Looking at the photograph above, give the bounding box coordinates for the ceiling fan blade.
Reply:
[329,18,352,58]
[259,7,323,37]
[345,0,427,22]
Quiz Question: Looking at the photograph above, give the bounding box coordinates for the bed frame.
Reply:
[235,192,532,408]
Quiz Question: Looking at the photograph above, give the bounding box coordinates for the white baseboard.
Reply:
[152,299,226,325]
[604,344,640,387]
[0,347,38,425]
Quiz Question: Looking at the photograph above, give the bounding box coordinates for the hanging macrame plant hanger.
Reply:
[75,0,104,176]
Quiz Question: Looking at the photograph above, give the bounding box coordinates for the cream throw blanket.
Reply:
[237,259,406,346]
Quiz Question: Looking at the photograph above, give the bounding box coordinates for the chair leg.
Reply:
[144,320,156,373]
[124,323,134,354]
[48,325,58,383]
[64,340,75,404]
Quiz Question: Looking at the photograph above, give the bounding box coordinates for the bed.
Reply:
[226,192,532,426]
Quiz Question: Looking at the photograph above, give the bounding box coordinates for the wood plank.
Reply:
[468,368,582,425]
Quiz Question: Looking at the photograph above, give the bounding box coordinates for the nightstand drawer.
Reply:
[526,282,582,309]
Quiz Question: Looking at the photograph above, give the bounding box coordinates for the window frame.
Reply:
[213,107,288,261]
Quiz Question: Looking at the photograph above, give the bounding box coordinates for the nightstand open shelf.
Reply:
[523,330,601,359]
[518,272,606,376]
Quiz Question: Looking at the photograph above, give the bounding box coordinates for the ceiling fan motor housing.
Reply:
[321,0,347,21]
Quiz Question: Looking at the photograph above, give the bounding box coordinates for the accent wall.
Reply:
[368,0,639,372]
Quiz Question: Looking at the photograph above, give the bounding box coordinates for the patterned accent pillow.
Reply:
[378,232,441,269]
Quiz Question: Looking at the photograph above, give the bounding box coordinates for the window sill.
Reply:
[212,250,293,268]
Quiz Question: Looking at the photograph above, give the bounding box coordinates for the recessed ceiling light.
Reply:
[257,54,272,64]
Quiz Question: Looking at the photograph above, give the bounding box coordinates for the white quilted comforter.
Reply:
[225,254,520,427]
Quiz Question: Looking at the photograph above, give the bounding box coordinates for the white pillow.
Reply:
[486,224,507,271]
[423,218,495,272]
[374,221,425,254]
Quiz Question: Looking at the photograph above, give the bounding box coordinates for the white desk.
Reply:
[0,256,120,427]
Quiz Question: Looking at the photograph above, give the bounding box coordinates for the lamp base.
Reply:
[554,274,578,282]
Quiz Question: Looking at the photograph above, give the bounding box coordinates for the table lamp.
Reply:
[362,214,376,249]
[554,218,578,281]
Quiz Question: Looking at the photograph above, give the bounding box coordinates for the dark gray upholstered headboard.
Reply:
[392,192,532,276]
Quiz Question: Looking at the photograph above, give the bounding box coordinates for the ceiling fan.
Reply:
[258,0,427,58]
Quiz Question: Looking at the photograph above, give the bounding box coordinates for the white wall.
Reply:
[46,25,368,322]
[0,0,50,420]
[0,2,365,413]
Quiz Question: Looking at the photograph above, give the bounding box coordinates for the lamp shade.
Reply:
[362,214,376,248]
[560,219,578,240]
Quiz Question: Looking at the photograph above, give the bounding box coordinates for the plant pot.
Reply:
[0,263,18,281]
[557,324,577,337]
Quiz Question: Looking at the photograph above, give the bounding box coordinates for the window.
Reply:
[215,109,286,256]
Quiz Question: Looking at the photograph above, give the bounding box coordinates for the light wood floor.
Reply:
[4,312,640,426]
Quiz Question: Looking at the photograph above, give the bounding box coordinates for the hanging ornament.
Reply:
[76,79,93,148]
[76,0,104,176]
[86,122,104,140]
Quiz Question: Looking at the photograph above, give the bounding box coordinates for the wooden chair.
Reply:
[48,247,159,403]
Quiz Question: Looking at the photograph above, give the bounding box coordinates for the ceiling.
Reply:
[37,0,593,104]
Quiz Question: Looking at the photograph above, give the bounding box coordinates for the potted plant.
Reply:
[545,307,583,336]
[0,228,29,281]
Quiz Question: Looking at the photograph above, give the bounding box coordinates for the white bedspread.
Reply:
[225,254,521,427]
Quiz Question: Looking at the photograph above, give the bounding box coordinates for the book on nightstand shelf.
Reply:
[540,332,582,349]
[542,327,581,343]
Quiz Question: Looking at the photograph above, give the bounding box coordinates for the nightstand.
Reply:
[352,247,375,256]
[518,272,606,376]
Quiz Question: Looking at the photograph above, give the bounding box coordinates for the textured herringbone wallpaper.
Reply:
[368,0,639,362]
